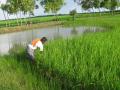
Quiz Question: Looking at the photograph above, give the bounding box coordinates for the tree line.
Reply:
[75,0,120,14]
[0,0,120,27]
[0,0,64,27]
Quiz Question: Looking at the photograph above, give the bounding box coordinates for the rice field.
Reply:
[34,15,120,89]
[0,14,120,90]
[35,29,120,90]
[0,12,119,29]
[0,47,61,90]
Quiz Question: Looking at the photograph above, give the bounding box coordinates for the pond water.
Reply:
[0,26,103,55]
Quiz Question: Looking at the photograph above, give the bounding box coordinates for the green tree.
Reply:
[110,0,118,14]
[69,9,77,21]
[81,0,91,11]
[100,0,118,14]
[93,0,102,15]
[0,4,8,27]
[6,0,35,26]
[20,0,35,25]
[76,0,95,14]
[0,4,11,27]
[75,0,119,15]
[6,0,20,26]
[40,0,64,20]
[18,0,35,15]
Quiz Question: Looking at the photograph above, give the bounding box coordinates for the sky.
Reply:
[0,0,112,20]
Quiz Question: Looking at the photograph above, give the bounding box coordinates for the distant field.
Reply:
[0,15,70,28]
[0,11,120,28]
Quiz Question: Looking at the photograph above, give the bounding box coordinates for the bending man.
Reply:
[27,37,47,61]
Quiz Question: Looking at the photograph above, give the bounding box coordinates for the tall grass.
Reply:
[0,14,120,90]
[0,46,61,90]
[35,28,120,89]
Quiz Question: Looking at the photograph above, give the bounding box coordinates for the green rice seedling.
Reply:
[0,45,61,90]
[35,27,120,90]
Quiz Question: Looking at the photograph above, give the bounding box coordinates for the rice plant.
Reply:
[35,28,120,90]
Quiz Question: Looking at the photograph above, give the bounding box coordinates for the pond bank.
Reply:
[0,21,62,34]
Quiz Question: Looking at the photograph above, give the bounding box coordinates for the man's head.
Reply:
[41,37,47,44]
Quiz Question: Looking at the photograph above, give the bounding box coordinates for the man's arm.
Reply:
[28,44,36,50]
[36,41,43,51]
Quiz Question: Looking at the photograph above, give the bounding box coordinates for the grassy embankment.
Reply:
[0,14,120,90]
[0,45,61,90]
[0,12,120,34]
[0,15,68,34]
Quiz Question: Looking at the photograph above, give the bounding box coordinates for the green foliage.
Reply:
[80,0,94,10]
[0,45,61,90]
[34,15,120,89]
[6,0,19,14]
[19,0,35,14]
[69,9,77,20]
[40,0,64,14]
[103,0,118,11]
[76,0,119,13]
[7,0,35,14]
[35,29,120,89]
[0,4,10,13]
[70,9,77,16]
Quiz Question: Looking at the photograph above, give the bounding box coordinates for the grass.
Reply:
[35,29,120,90]
[0,46,61,90]
[34,14,120,89]
[0,12,120,34]
[0,15,69,28]
[0,14,120,90]
[64,14,120,28]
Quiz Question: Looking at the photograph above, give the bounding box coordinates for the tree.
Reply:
[110,0,118,14]
[75,0,119,15]
[100,0,118,14]
[40,0,64,20]
[6,0,20,26]
[20,0,35,25]
[0,4,8,27]
[41,0,64,13]
[93,0,101,15]
[71,26,78,35]
[81,0,91,11]
[75,0,95,13]
[0,4,11,27]
[18,0,35,15]
[69,9,77,21]
[6,0,35,26]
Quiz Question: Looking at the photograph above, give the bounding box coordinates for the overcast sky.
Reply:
[0,0,113,20]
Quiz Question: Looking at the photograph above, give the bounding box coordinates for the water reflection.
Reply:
[9,44,25,55]
[0,26,103,55]
[71,26,78,35]
[83,27,103,34]
[54,27,63,40]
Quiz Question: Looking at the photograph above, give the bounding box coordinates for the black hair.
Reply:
[41,37,47,44]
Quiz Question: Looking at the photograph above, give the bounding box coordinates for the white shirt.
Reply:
[29,41,43,51]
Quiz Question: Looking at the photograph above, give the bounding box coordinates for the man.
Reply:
[27,37,47,61]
